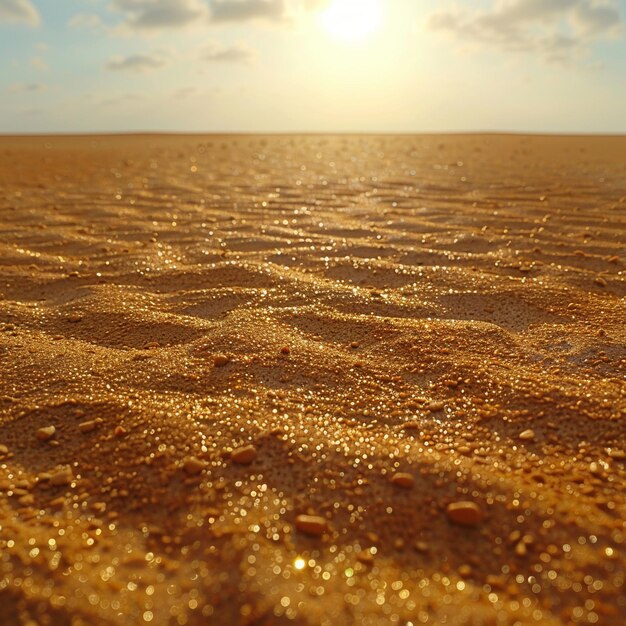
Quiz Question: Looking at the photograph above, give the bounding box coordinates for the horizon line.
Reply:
[2,130,626,138]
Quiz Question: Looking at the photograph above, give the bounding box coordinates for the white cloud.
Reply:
[30,56,48,70]
[209,0,286,22]
[100,93,144,106]
[103,0,310,32]
[427,0,623,64]
[0,0,40,25]
[67,0,330,39]
[203,41,255,62]
[106,53,166,71]
[7,82,46,93]
[68,13,105,30]
[110,0,209,30]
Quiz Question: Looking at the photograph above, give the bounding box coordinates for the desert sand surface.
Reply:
[0,134,624,626]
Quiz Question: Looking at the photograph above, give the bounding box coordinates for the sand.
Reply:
[0,134,624,625]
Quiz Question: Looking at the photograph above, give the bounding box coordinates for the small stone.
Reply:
[519,429,535,441]
[280,346,290,355]
[295,514,328,536]
[0,444,8,455]
[414,541,429,553]
[144,341,160,349]
[231,444,257,465]
[114,425,127,437]
[49,466,73,487]
[391,472,415,488]
[594,276,607,287]
[446,501,484,527]
[78,418,102,433]
[350,341,360,349]
[36,425,56,441]
[68,313,83,323]
[213,354,230,367]
[182,457,206,475]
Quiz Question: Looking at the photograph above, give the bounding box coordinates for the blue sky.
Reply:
[1,0,625,133]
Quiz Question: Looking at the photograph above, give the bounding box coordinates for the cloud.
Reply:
[100,93,144,107]
[427,0,623,64]
[209,0,286,22]
[110,0,209,30]
[30,56,48,70]
[174,86,197,98]
[106,53,166,71]
[203,41,255,62]
[8,82,46,93]
[0,0,40,25]
[68,13,105,31]
[75,0,316,33]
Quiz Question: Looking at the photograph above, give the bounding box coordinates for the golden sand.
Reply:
[0,134,624,625]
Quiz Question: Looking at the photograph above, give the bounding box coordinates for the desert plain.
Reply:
[0,134,624,625]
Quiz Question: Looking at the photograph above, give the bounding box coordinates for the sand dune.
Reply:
[0,134,624,625]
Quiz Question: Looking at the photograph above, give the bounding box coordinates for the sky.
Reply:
[1,0,626,133]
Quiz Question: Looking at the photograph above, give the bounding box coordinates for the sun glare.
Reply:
[320,0,382,43]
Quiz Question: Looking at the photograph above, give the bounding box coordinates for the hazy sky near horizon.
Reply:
[1,0,626,133]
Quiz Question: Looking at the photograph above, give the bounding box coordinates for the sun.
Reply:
[320,0,382,43]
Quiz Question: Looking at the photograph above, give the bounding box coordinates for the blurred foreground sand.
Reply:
[0,134,624,625]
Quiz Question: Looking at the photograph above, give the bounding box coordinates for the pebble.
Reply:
[390,472,415,488]
[594,276,607,287]
[68,313,83,323]
[78,418,102,433]
[414,541,429,553]
[280,346,290,355]
[231,444,257,465]
[213,354,230,367]
[36,425,56,441]
[182,457,206,475]
[0,444,8,455]
[446,501,484,526]
[519,429,535,441]
[294,514,328,536]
